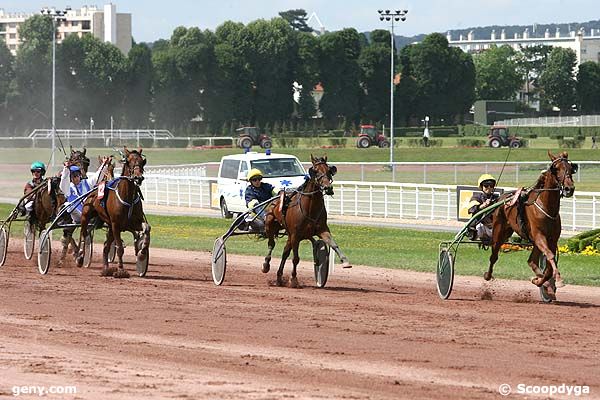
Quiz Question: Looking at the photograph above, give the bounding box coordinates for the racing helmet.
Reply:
[477,173,496,188]
[30,161,46,174]
[247,168,263,181]
[69,165,82,176]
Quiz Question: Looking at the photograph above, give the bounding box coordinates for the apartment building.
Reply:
[0,3,131,56]
[447,27,600,66]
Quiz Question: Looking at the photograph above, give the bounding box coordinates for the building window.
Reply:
[9,44,16,50]
[71,20,79,27]
[9,23,17,28]
[82,20,90,30]
[9,33,16,39]
[0,23,6,32]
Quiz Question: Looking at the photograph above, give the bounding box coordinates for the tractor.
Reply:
[356,125,390,148]
[487,126,522,148]
[236,127,272,149]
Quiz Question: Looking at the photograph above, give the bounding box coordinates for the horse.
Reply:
[485,151,577,299]
[30,147,91,264]
[77,147,149,278]
[263,155,351,287]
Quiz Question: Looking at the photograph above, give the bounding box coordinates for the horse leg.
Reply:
[111,225,130,279]
[318,231,351,268]
[530,237,556,289]
[484,226,513,281]
[136,223,151,263]
[276,239,293,287]
[75,214,91,268]
[263,235,275,273]
[58,228,72,267]
[527,246,543,278]
[290,240,301,288]
[100,230,116,277]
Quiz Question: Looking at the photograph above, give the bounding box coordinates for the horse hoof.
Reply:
[262,263,270,273]
[483,272,493,281]
[100,267,115,277]
[555,279,566,288]
[531,277,543,287]
[342,262,352,269]
[276,277,285,287]
[75,256,84,268]
[290,277,299,288]
[113,269,130,279]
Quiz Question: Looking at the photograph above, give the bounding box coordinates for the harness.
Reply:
[103,177,143,220]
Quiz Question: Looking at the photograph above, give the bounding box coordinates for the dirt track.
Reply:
[1,239,599,399]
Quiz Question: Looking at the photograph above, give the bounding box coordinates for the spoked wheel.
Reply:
[212,237,227,285]
[37,229,52,275]
[24,222,35,260]
[108,240,116,263]
[313,239,330,288]
[0,226,8,267]
[437,247,455,299]
[82,228,94,268]
[136,233,150,277]
[539,254,557,303]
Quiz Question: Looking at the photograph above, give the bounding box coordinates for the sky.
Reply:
[3,0,598,43]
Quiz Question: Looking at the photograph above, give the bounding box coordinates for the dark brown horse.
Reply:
[486,151,576,299]
[77,147,149,278]
[263,155,351,287]
[31,147,91,263]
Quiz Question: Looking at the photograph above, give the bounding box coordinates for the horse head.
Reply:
[548,150,577,198]
[122,146,146,183]
[97,155,115,182]
[309,155,337,195]
[68,146,90,177]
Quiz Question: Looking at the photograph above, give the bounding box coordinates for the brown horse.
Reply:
[486,151,577,299]
[77,147,149,278]
[263,155,351,287]
[31,147,91,263]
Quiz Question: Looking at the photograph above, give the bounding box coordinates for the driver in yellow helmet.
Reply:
[244,168,277,232]
[467,174,500,242]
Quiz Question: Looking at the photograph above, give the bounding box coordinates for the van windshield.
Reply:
[250,158,305,178]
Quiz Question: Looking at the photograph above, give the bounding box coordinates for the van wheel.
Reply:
[220,198,233,219]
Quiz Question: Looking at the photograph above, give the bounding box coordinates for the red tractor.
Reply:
[236,127,272,149]
[487,126,522,148]
[356,125,390,148]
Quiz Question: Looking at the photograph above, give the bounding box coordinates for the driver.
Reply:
[467,174,500,242]
[244,168,277,232]
[21,161,47,220]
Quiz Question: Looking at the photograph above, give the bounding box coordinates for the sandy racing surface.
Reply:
[1,239,599,399]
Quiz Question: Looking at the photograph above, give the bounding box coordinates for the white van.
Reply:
[217,151,307,218]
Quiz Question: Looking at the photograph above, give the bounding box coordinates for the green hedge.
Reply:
[457,138,486,147]
[566,229,600,252]
[406,138,443,147]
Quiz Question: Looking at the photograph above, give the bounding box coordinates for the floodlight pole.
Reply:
[41,6,69,168]
[378,9,408,167]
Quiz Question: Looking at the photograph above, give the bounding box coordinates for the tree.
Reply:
[278,9,313,33]
[125,43,153,127]
[515,44,552,106]
[294,32,320,119]
[474,45,523,100]
[398,33,475,123]
[538,47,577,114]
[576,61,600,113]
[0,40,15,133]
[358,30,392,122]
[318,28,363,127]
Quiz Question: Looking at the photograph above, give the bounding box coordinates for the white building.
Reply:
[448,27,600,66]
[0,3,131,56]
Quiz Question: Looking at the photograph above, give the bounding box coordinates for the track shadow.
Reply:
[553,301,600,309]
[317,286,413,295]
[143,275,211,283]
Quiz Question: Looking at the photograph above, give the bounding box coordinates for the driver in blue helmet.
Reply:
[20,161,47,218]
[244,168,277,232]
[59,157,111,223]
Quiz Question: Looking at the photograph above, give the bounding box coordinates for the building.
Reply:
[447,27,600,66]
[0,3,131,56]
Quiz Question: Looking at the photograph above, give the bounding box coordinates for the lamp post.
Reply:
[40,6,70,168]
[378,9,408,167]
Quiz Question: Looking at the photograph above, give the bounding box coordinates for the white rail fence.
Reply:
[149,161,600,186]
[29,129,174,139]
[494,115,600,127]
[141,175,600,231]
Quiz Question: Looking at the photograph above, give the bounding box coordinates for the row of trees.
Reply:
[1,10,600,136]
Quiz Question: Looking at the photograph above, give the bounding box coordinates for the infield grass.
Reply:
[2,203,598,287]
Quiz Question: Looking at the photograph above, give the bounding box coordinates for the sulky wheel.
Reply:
[312,239,330,288]
[136,247,149,277]
[108,240,117,263]
[82,228,94,268]
[436,248,454,299]
[212,237,227,285]
[538,254,557,303]
[0,226,8,267]
[23,222,35,260]
[37,229,52,275]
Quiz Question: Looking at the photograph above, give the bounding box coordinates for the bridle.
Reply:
[528,157,577,220]
[303,160,336,196]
